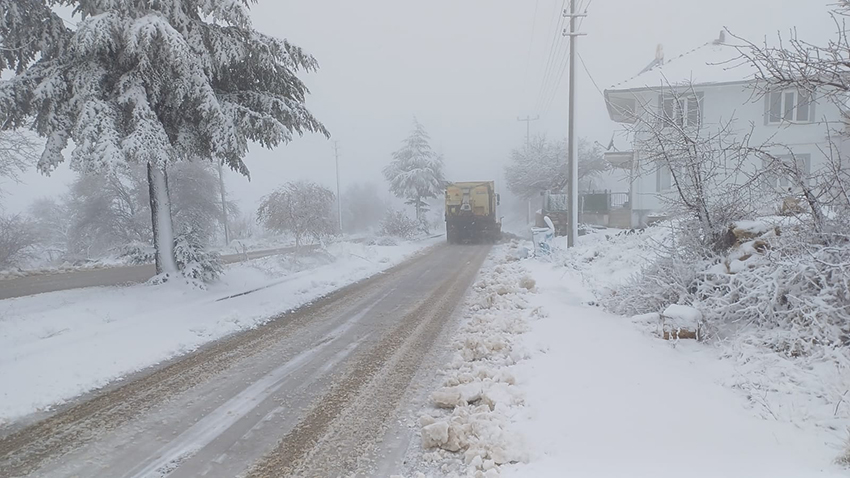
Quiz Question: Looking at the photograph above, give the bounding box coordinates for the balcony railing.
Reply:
[579,190,630,214]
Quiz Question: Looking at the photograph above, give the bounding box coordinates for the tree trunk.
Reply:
[217,161,230,246]
[147,162,178,275]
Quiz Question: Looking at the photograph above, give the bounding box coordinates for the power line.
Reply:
[539,0,586,113]
[539,0,586,114]
[533,0,568,112]
[540,43,570,114]
[520,0,541,104]
[577,51,604,97]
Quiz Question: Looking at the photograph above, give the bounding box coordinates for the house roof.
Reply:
[607,41,757,93]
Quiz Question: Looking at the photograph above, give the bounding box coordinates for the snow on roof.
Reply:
[608,41,757,93]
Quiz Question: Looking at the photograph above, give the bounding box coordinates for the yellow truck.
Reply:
[445,181,502,244]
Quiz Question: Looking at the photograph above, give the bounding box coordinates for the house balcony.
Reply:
[579,190,633,229]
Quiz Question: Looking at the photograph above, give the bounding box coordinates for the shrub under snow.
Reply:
[0,214,38,269]
[173,228,223,285]
[380,209,419,239]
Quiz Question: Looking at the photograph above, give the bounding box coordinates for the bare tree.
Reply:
[504,135,608,199]
[257,181,338,247]
[379,209,419,239]
[64,161,233,258]
[169,161,239,245]
[730,2,850,121]
[0,130,37,202]
[625,83,761,250]
[0,214,37,268]
[730,3,850,236]
[28,197,71,260]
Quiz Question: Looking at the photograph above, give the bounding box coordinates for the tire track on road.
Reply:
[245,245,490,477]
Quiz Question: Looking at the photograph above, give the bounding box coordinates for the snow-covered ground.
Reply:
[411,236,849,477]
[508,252,847,477]
[0,255,128,281]
[0,237,439,426]
[0,234,298,281]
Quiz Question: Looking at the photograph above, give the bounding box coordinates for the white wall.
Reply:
[622,82,844,216]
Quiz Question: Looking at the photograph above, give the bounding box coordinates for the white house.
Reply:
[601,33,846,228]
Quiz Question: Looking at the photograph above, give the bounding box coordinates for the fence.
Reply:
[579,190,630,214]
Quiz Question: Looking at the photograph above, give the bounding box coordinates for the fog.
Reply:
[1,0,829,214]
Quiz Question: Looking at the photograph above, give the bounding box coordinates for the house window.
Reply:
[657,165,673,192]
[659,93,703,128]
[763,154,811,190]
[767,89,813,124]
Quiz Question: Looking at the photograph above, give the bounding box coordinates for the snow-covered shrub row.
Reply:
[601,220,850,353]
[411,244,536,478]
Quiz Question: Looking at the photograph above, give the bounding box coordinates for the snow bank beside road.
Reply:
[412,244,534,477]
[0,238,439,426]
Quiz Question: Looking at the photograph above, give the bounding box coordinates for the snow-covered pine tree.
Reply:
[383,118,446,229]
[0,0,327,276]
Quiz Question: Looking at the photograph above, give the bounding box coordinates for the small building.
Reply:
[600,32,847,228]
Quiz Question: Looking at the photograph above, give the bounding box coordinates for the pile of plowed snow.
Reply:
[408,243,538,477]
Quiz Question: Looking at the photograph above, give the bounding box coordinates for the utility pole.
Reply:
[517,115,540,148]
[334,141,342,233]
[517,115,540,224]
[217,160,230,245]
[564,0,586,248]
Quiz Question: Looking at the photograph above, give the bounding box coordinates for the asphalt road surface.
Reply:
[0,246,309,300]
[0,243,490,477]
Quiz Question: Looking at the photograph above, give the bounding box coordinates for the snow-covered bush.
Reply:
[379,209,419,239]
[367,236,398,246]
[606,221,850,352]
[257,181,338,248]
[173,229,222,285]
[0,214,38,268]
[118,242,156,265]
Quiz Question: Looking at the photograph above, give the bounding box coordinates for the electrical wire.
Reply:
[577,50,604,97]
[538,0,587,114]
[533,0,568,113]
[521,0,542,105]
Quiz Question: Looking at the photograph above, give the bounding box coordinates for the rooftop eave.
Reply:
[606,78,755,96]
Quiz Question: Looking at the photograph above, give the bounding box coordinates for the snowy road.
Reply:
[0,245,312,300]
[0,243,489,477]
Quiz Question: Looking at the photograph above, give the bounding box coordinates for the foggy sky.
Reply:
[1,0,830,215]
